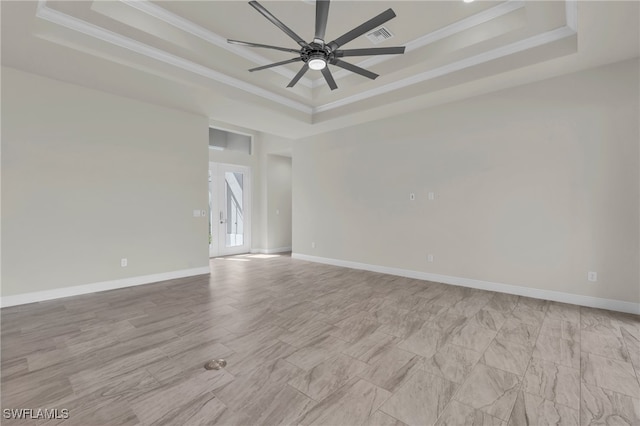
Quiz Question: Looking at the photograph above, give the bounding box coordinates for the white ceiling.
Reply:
[1,1,638,139]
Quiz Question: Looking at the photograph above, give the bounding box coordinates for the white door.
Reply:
[209,163,251,257]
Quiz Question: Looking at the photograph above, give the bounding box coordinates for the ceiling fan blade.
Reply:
[228,39,301,54]
[315,0,330,41]
[327,8,396,51]
[335,46,405,57]
[249,57,302,72]
[287,64,309,88]
[321,67,338,90]
[330,59,378,80]
[249,1,307,47]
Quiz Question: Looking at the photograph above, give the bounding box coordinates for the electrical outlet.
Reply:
[587,271,597,282]
[193,210,201,217]
[311,242,316,249]
[428,192,435,201]
[121,258,128,267]
[427,254,434,262]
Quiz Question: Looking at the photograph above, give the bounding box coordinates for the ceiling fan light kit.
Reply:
[227,0,406,90]
[308,57,327,71]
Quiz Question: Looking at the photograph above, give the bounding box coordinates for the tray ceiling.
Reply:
[1,1,638,138]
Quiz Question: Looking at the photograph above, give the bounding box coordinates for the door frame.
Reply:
[209,162,252,257]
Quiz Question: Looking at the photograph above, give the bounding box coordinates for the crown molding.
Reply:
[313,25,576,113]
[119,0,314,88]
[311,0,527,87]
[310,1,577,112]
[35,0,577,118]
[35,1,313,114]
[123,0,526,90]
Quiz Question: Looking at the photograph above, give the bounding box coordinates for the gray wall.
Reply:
[293,58,640,304]
[2,67,210,296]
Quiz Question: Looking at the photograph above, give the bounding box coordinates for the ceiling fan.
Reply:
[227,0,405,90]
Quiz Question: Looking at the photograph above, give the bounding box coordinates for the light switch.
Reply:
[409,193,415,201]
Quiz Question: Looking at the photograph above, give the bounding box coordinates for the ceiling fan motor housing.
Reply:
[301,43,331,64]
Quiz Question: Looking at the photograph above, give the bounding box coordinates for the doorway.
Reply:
[209,162,251,257]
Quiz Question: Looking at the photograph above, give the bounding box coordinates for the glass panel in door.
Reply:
[209,163,251,257]
[224,171,244,248]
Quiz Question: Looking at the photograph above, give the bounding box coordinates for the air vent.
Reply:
[365,26,394,44]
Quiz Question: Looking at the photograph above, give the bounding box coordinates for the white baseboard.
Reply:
[250,246,292,254]
[292,253,640,315]
[0,266,211,308]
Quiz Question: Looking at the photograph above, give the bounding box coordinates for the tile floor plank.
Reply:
[435,400,506,426]
[522,357,580,409]
[288,353,370,401]
[296,378,391,426]
[380,369,456,426]
[454,363,521,421]
[508,390,579,426]
[580,382,640,425]
[422,343,482,384]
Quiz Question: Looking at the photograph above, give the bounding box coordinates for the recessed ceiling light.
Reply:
[463,0,475,3]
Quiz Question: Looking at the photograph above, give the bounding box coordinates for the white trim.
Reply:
[312,0,526,87]
[565,0,578,32]
[119,0,313,88]
[35,2,312,114]
[250,246,292,254]
[291,253,640,315]
[0,267,211,308]
[313,26,576,113]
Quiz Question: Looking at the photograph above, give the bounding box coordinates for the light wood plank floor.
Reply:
[2,254,639,425]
